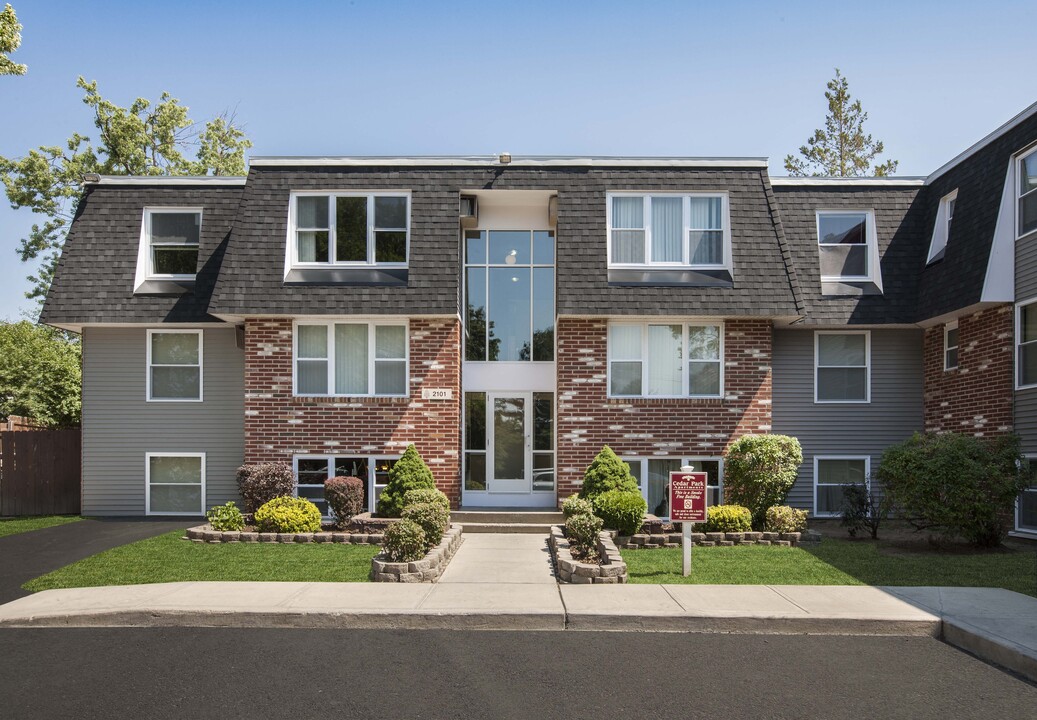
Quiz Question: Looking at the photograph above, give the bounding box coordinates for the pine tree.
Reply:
[376,444,436,517]
[784,69,898,177]
[579,446,638,500]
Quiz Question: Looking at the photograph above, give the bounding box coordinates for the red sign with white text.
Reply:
[669,471,708,523]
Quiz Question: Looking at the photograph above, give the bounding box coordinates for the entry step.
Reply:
[453,510,564,526]
[458,522,558,534]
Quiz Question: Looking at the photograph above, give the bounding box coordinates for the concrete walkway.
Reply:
[1,532,1036,681]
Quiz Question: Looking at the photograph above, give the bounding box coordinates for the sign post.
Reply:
[669,466,709,577]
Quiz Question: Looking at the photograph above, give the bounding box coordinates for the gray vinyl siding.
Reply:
[1015,235,1037,453]
[81,326,244,516]
[772,328,924,514]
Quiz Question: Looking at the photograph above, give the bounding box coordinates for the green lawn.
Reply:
[24,530,381,591]
[0,515,81,538]
[621,539,1037,597]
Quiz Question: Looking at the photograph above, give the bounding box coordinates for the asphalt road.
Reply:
[0,518,187,603]
[0,628,1033,719]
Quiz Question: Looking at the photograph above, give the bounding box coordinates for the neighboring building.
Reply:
[41,102,1037,537]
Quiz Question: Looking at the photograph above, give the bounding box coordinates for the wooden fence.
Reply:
[0,429,81,516]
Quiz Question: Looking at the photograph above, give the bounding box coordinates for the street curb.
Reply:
[563,613,942,637]
[942,618,1037,683]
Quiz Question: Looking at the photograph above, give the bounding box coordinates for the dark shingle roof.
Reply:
[40,184,244,326]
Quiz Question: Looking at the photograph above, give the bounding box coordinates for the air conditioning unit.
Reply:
[459,195,478,229]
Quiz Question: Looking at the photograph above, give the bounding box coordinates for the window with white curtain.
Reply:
[608,193,729,268]
[815,331,870,403]
[294,321,408,396]
[608,322,723,398]
[147,330,202,401]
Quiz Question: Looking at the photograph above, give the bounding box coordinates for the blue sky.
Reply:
[1,0,1035,320]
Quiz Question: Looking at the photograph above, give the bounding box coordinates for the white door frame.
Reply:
[487,391,532,494]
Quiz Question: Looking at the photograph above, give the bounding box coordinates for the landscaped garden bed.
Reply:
[371,523,463,582]
[617,529,811,548]
[184,523,386,544]
[549,524,627,584]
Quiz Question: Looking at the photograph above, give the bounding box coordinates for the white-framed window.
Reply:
[926,190,958,264]
[944,321,959,371]
[146,452,205,516]
[147,329,203,402]
[622,456,722,520]
[816,210,881,285]
[293,320,408,397]
[814,456,868,517]
[814,331,870,403]
[1019,148,1037,239]
[607,193,731,269]
[1016,299,1037,389]
[293,455,400,517]
[141,208,202,279]
[1017,458,1037,534]
[289,192,409,266]
[608,321,724,398]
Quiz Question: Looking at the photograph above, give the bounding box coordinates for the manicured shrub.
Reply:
[383,519,427,563]
[592,489,648,536]
[878,432,1029,547]
[561,494,594,519]
[325,476,365,528]
[402,501,450,549]
[236,462,295,513]
[839,484,888,539]
[579,446,639,500]
[254,496,322,534]
[403,487,450,512]
[723,434,803,529]
[565,512,604,561]
[703,504,752,533]
[764,505,808,534]
[206,501,244,531]
[376,444,435,517]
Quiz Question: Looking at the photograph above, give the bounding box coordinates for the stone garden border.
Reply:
[549,525,628,584]
[185,525,385,545]
[370,524,464,583]
[615,530,820,548]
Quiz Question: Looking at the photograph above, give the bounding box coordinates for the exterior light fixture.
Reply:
[498,152,512,164]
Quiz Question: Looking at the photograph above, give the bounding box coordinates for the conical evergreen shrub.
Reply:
[579,445,638,500]
[376,444,436,517]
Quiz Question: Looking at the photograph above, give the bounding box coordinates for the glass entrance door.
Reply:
[488,393,530,493]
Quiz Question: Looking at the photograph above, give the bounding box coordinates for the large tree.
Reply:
[784,69,898,177]
[0,321,81,427]
[0,77,252,310]
[0,3,25,76]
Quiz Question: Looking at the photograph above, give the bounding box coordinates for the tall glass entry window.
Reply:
[464,391,554,495]
[465,230,555,362]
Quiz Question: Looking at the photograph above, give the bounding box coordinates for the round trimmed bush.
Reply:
[325,476,365,528]
[206,501,244,531]
[383,519,427,563]
[402,501,449,549]
[703,504,752,533]
[764,505,808,533]
[591,489,647,536]
[403,487,450,512]
[565,512,604,559]
[723,434,803,529]
[561,494,594,519]
[254,496,322,534]
[579,446,638,500]
[236,462,296,513]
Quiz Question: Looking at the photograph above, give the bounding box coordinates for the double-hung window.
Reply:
[816,210,880,285]
[144,209,201,278]
[291,192,409,265]
[294,321,408,397]
[294,455,399,517]
[1016,300,1037,388]
[1019,148,1037,238]
[147,330,202,401]
[815,331,870,403]
[944,322,959,371]
[608,322,723,398]
[814,457,868,517]
[608,194,729,268]
[926,190,958,264]
[146,453,205,515]
[623,457,723,519]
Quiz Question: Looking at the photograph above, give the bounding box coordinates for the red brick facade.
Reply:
[244,317,463,506]
[923,304,1014,437]
[554,317,774,498]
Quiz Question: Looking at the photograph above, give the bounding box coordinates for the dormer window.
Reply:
[290,192,409,266]
[816,210,882,290]
[607,193,730,269]
[926,190,958,264]
[145,209,201,278]
[1019,148,1037,239]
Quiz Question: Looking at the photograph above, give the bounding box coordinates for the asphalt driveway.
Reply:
[0,518,188,603]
